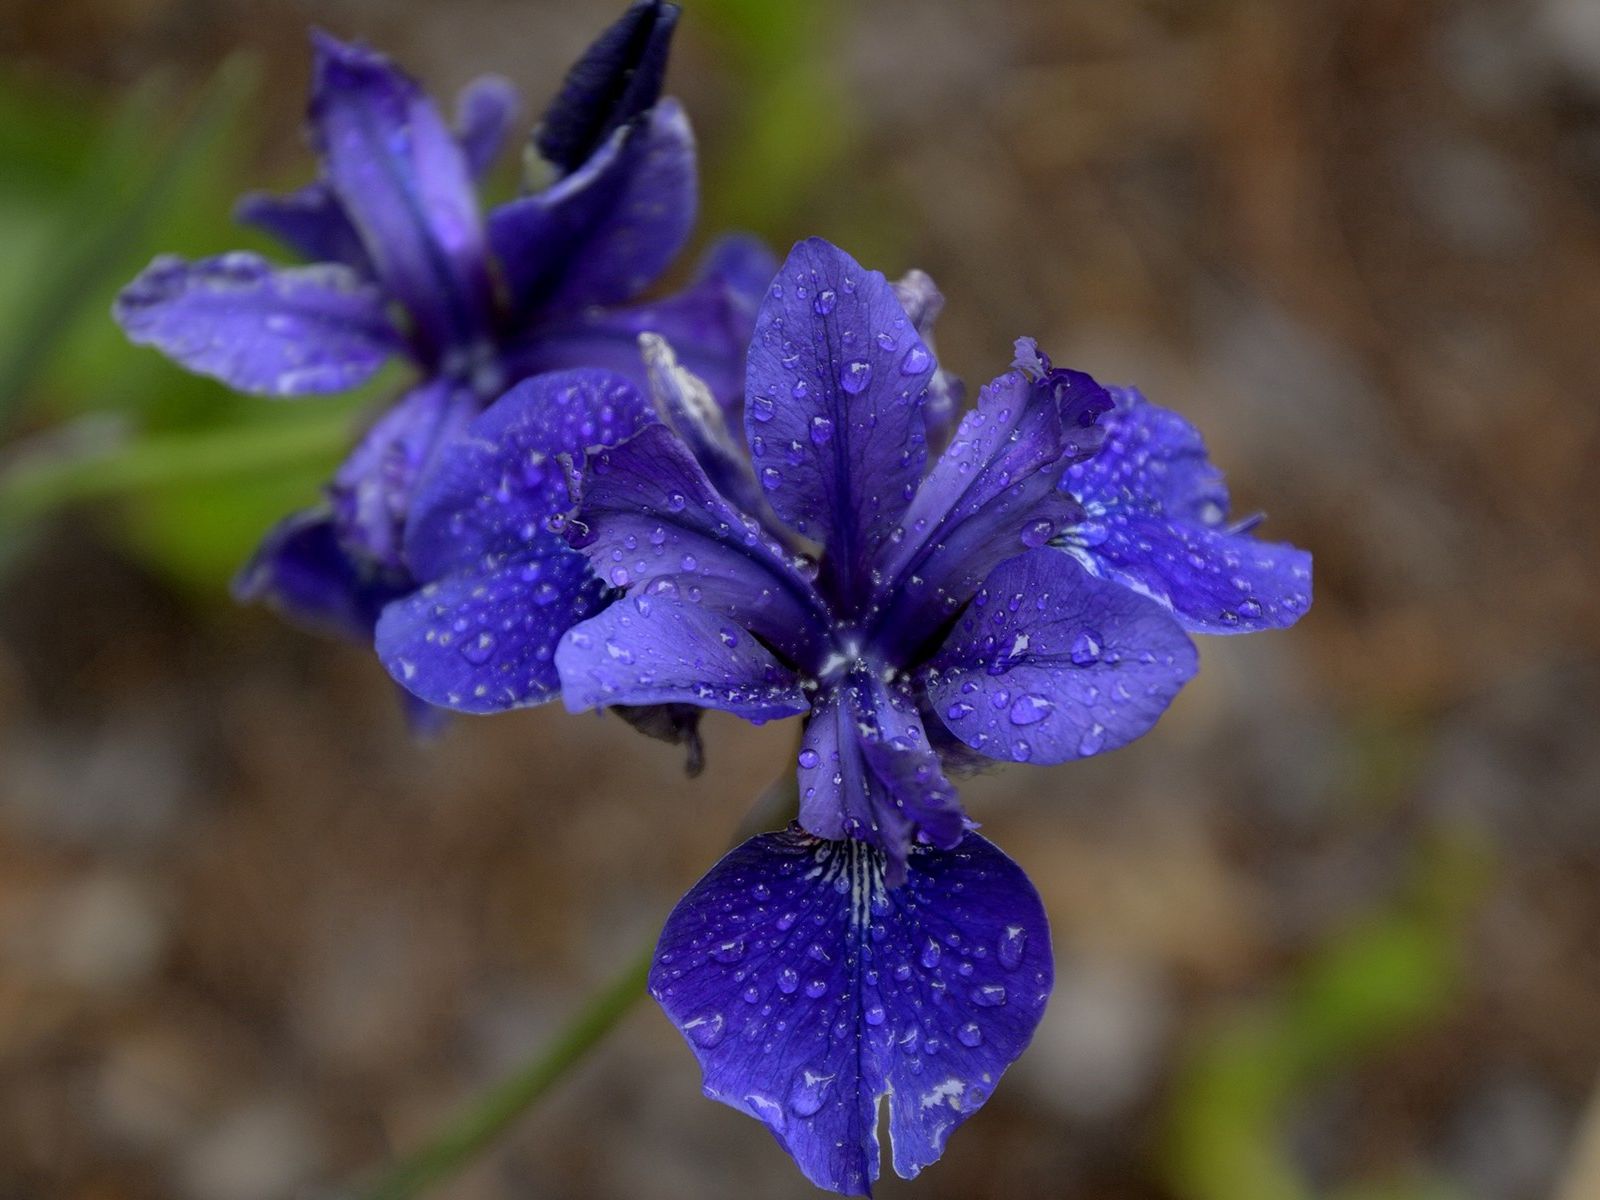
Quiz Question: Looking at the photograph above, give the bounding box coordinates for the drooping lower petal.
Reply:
[376,550,603,712]
[566,422,829,667]
[310,31,494,358]
[744,239,935,609]
[799,671,965,883]
[926,549,1197,764]
[489,100,695,315]
[232,507,404,641]
[555,593,809,723]
[401,369,654,582]
[650,827,1053,1195]
[1061,387,1312,633]
[330,378,478,573]
[532,0,679,177]
[113,253,401,396]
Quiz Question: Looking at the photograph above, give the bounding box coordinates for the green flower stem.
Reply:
[353,767,800,1200]
[0,409,355,527]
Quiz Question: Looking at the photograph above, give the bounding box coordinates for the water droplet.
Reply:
[789,1070,830,1117]
[1069,630,1102,666]
[998,925,1027,970]
[971,984,1007,1007]
[460,631,496,664]
[1007,693,1052,726]
[1021,519,1055,548]
[921,938,942,969]
[900,344,931,374]
[778,967,800,994]
[761,466,782,491]
[945,700,975,721]
[712,939,746,963]
[1077,724,1105,756]
[865,1004,886,1026]
[804,978,828,999]
[686,1012,725,1047]
[813,288,837,315]
[750,395,776,422]
[798,748,821,769]
[840,359,873,394]
[957,1022,983,1047]
[809,415,834,445]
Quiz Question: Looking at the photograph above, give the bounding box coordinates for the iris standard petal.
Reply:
[649,827,1052,1195]
[113,252,401,396]
[376,550,603,712]
[489,98,696,315]
[744,239,936,609]
[555,592,809,722]
[871,364,1108,658]
[926,549,1197,764]
[402,369,654,582]
[534,0,680,175]
[1061,388,1313,633]
[566,422,828,665]
[310,31,494,357]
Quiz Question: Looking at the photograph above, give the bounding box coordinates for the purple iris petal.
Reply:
[401,369,654,581]
[1061,388,1313,633]
[329,379,478,573]
[376,551,603,712]
[926,548,1197,764]
[234,183,373,275]
[490,100,694,318]
[650,827,1052,1195]
[372,370,655,713]
[745,239,935,608]
[113,252,400,396]
[798,672,965,883]
[310,31,494,358]
[232,507,402,641]
[534,0,680,176]
[871,364,1109,657]
[453,75,519,179]
[504,233,777,410]
[556,593,809,722]
[564,422,828,665]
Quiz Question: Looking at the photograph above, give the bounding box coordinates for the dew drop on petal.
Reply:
[840,360,873,395]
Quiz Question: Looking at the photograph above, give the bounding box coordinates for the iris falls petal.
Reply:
[650,827,1052,1195]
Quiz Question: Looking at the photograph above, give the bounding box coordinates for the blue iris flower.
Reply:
[112,2,772,687]
[378,236,1310,1192]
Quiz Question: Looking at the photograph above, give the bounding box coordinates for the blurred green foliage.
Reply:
[1165,833,1491,1200]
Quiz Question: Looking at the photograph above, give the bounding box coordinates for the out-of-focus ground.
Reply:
[3,1,1600,1198]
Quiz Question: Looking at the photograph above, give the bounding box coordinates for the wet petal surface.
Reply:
[1062,388,1312,633]
[376,550,601,712]
[650,828,1052,1195]
[555,592,808,722]
[927,549,1197,764]
[568,422,827,666]
[402,369,653,582]
[744,239,935,609]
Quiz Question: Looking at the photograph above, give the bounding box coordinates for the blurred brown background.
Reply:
[3,1,1600,1197]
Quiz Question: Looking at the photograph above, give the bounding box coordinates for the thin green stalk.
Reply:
[0,409,354,526]
[353,767,800,1200]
